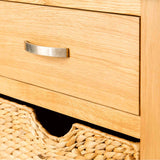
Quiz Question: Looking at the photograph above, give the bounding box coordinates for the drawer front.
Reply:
[0,2,140,114]
[4,0,141,16]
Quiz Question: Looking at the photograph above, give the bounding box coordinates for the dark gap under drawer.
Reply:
[0,94,140,142]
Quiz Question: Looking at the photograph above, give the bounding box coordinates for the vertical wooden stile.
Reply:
[141,0,160,159]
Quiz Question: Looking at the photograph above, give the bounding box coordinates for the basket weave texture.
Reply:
[0,98,139,160]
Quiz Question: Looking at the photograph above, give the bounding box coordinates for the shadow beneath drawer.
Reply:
[0,94,140,142]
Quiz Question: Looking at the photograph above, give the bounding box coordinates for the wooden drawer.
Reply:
[4,0,141,16]
[0,1,140,115]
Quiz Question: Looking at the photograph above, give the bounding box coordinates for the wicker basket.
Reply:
[0,98,139,160]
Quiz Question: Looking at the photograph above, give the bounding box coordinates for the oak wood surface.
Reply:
[0,1,140,114]
[4,0,141,16]
[0,75,140,138]
[141,0,160,159]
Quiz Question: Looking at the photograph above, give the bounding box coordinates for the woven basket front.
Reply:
[0,98,139,160]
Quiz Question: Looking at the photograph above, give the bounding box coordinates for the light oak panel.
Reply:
[4,0,141,16]
[0,75,140,138]
[141,0,160,159]
[0,1,139,114]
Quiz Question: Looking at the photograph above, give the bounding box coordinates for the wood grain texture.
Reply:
[0,75,140,138]
[141,0,160,159]
[4,0,141,16]
[0,1,140,114]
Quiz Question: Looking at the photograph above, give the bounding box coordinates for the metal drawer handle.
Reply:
[25,41,69,58]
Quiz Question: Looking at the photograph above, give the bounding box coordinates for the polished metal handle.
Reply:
[25,41,69,58]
